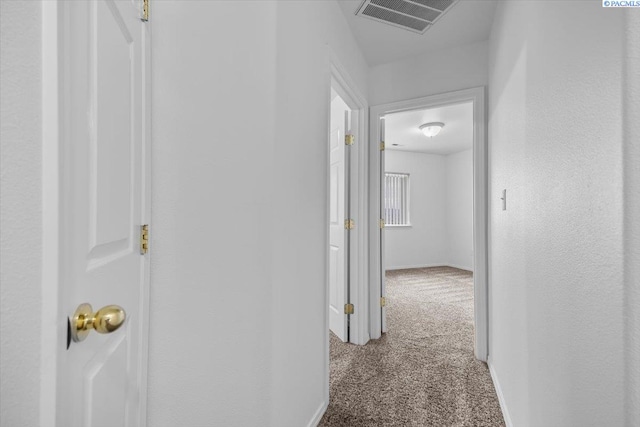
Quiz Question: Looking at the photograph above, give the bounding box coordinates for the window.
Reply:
[384,173,410,226]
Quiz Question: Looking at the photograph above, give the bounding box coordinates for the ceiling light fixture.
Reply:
[419,122,444,138]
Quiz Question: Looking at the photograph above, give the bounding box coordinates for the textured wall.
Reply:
[0,1,42,425]
[489,1,625,426]
[369,40,489,106]
[624,9,640,427]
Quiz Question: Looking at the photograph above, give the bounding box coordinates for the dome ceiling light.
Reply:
[419,122,445,138]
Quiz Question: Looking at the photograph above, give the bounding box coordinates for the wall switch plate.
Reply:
[501,189,507,210]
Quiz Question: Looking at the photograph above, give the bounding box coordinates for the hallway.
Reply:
[2,1,637,425]
[320,267,503,426]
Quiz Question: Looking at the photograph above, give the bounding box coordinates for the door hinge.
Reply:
[379,219,385,229]
[345,134,355,146]
[380,141,385,151]
[142,0,149,21]
[344,219,355,230]
[140,224,149,254]
[344,303,355,315]
[380,297,387,307]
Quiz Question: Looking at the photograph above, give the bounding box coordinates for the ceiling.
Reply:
[385,102,472,155]
[337,0,497,66]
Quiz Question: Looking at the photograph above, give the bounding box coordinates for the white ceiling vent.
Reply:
[355,0,458,34]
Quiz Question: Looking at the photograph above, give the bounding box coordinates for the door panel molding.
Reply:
[40,2,151,425]
[328,120,347,341]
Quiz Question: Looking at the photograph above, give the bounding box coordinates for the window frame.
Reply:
[383,171,411,227]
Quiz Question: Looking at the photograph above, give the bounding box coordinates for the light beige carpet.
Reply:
[319,266,505,427]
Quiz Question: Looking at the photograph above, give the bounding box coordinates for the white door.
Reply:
[55,1,150,426]
[329,96,352,342]
[380,118,387,333]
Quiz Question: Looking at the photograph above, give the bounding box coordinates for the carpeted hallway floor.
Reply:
[319,266,504,427]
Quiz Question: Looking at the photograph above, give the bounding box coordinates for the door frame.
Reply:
[39,3,152,424]
[328,52,368,347]
[368,87,489,361]
[40,3,61,423]
[323,49,369,403]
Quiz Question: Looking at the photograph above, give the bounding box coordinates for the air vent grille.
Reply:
[410,0,454,12]
[370,0,441,22]
[362,4,430,32]
[356,0,458,34]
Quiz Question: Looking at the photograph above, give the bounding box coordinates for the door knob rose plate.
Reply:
[70,303,126,343]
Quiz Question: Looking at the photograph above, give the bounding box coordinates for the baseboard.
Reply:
[488,361,513,427]
[386,263,446,271]
[307,400,328,427]
[445,263,473,272]
[386,263,473,272]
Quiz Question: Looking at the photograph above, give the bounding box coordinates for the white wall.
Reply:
[149,3,276,425]
[488,2,625,426]
[445,149,473,271]
[371,38,486,272]
[0,2,42,425]
[150,2,368,426]
[271,4,367,424]
[369,40,489,106]
[624,10,640,427]
[384,151,447,270]
[384,149,472,271]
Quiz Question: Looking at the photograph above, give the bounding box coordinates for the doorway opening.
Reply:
[369,87,488,361]
[383,100,476,363]
[322,53,369,413]
[320,87,499,426]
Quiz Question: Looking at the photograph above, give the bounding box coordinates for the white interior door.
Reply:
[56,1,150,426]
[329,95,352,342]
[380,118,387,333]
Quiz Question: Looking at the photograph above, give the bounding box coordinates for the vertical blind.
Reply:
[384,173,410,225]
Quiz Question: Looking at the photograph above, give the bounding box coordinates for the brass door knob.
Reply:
[71,303,126,342]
